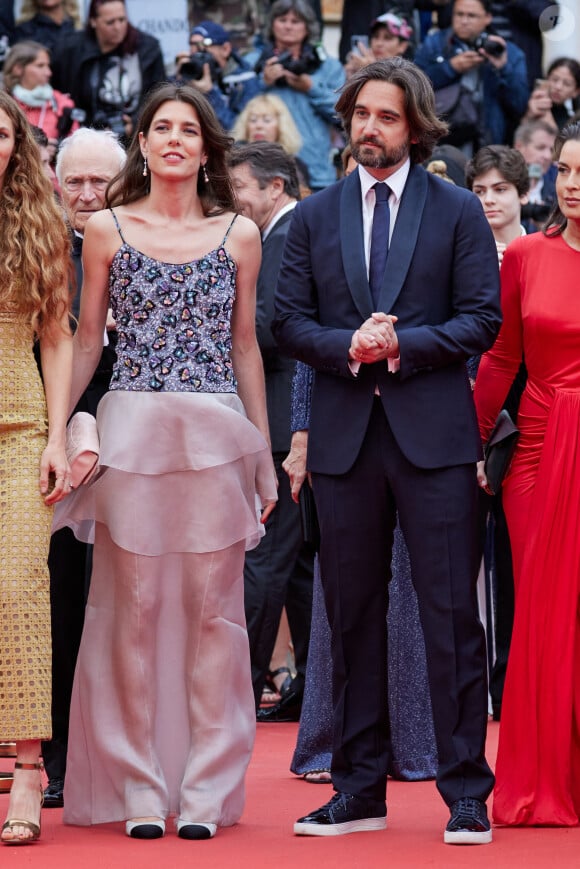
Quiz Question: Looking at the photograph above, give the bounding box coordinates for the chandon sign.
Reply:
[125,0,188,70]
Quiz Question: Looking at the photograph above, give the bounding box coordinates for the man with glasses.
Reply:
[40,127,126,810]
[175,20,260,129]
[415,0,528,153]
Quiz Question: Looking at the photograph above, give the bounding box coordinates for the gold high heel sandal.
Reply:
[1,761,44,845]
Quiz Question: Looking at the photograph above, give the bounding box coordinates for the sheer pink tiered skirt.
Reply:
[57,391,277,827]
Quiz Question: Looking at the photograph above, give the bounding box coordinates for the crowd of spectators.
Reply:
[0,0,576,201]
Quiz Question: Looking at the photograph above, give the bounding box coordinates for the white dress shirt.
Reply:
[350,161,411,375]
[358,160,411,277]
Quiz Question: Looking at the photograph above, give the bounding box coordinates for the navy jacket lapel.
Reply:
[378,163,428,313]
[339,171,373,320]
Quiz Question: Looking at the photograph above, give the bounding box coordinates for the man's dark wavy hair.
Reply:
[335,58,448,165]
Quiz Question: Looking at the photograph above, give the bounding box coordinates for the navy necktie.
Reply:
[369,182,391,307]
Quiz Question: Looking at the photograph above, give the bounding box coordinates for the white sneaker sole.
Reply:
[444,829,493,844]
[294,817,387,836]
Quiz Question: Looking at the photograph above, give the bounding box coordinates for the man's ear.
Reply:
[271,175,285,199]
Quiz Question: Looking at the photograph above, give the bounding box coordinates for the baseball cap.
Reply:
[190,21,230,46]
[370,12,413,41]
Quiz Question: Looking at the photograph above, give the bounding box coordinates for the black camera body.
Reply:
[57,106,87,139]
[92,109,126,138]
[256,43,326,82]
[469,32,505,58]
[179,50,221,82]
[521,200,552,223]
[276,43,325,76]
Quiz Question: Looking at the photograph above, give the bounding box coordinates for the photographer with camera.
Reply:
[51,0,165,144]
[245,0,344,191]
[415,0,528,153]
[513,119,558,233]
[174,21,260,131]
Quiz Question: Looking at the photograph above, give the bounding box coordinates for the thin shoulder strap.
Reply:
[109,207,126,244]
[221,213,238,247]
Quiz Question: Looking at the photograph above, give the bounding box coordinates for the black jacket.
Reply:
[51,28,166,127]
[15,13,76,55]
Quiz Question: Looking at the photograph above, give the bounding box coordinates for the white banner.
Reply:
[125,0,189,71]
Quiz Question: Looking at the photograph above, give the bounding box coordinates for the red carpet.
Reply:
[2,720,580,867]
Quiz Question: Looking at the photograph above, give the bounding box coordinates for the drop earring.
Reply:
[142,156,148,177]
[202,165,209,184]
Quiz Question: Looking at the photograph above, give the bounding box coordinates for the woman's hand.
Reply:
[263,57,286,87]
[284,70,312,92]
[345,43,376,77]
[282,430,308,502]
[122,114,133,138]
[526,86,552,121]
[40,442,72,505]
[260,501,277,524]
[476,459,491,495]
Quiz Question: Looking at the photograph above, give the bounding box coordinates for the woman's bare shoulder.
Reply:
[83,208,125,261]
[84,207,119,237]
[224,213,261,267]
[228,212,260,244]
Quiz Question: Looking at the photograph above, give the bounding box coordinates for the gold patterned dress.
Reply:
[0,311,52,740]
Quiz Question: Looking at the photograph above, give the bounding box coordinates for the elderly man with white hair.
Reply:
[41,127,126,810]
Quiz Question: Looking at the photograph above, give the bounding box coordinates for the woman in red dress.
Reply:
[474,121,580,826]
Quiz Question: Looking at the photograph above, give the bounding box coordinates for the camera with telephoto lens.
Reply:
[92,109,127,138]
[469,32,505,58]
[256,42,327,81]
[276,43,325,76]
[179,50,221,82]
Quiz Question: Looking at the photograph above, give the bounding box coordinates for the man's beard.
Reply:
[351,136,410,169]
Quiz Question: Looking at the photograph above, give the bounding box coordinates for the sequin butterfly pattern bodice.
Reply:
[109,242,237,393]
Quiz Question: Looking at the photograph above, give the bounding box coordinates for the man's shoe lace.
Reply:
[449,798,487,831]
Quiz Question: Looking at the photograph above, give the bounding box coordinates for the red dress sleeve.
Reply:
[474,240,524,442]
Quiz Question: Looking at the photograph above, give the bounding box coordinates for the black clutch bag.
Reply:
[484,409,519,496]
[298,483,320,551]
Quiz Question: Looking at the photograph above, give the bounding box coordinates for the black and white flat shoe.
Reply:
[125,819,165,839]
[176,819,217,839]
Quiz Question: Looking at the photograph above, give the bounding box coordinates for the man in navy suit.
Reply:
[273,57,500,843]
[229,142,314,718]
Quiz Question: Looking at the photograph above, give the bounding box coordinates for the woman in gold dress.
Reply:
[0,91,72,845]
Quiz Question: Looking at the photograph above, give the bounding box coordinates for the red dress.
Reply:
[475,232,580,826]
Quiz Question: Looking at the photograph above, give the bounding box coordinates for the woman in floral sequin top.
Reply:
[56,82,277,841]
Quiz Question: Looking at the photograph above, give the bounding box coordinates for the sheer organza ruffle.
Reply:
[54,391,277,555]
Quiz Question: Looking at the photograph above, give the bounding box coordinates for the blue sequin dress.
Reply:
[289,362,437,781]
[58,211,276,828]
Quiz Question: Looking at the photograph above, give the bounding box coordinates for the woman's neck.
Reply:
[42,3,65,25]
[562,219,580,250]
[144,179,205,223]
[275,40,303,59]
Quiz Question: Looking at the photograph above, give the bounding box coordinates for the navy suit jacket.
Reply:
[256,208,296,454]
[272,163,502,474]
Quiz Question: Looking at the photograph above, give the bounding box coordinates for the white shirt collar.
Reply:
[262,200,297,240]
[357,159,411,204]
